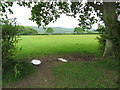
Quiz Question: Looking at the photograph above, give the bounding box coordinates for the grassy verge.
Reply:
[51,58,118,88]
[2,62,35,87]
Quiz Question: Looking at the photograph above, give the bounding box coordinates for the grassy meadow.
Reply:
[15,35,100,59]
[4,35,118,88]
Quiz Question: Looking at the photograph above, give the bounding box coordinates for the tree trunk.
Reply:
[102,2,118,57]
[103,39,113,57]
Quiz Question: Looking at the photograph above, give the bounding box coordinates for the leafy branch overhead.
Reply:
[1,1,120,29]
[28,2,119,29]
[30,2,102,28]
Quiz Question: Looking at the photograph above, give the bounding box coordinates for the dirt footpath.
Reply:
[5,54,95,88]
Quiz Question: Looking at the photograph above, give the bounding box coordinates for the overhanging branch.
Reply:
[87,2,103,13]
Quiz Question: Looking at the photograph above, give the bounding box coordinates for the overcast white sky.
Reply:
[8,3,98,29]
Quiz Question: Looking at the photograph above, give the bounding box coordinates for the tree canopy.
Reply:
[1,1,120,28]
[96,24,105,34]
[74,27,84,34]
[45,27,54,35]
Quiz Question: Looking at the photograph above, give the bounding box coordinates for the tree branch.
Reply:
[87,2,103,13]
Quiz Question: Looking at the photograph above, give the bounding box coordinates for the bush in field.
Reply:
[45,27,54,35]
[74,27,84,34]
[19,26,38,35]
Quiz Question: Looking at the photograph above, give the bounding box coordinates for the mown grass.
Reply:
[51,58,118,88]
[15,35,100,60]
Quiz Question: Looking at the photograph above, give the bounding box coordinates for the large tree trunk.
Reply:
[102,2,118,57]
[103,39,113,57]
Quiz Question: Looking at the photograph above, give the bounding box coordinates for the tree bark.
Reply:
[102,2,118,57]
[103,39,113,57]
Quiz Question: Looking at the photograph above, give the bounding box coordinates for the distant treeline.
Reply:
[27,26,99,34]
[19,26,100,35]
[18,26,38,35]
[21,32,100,36]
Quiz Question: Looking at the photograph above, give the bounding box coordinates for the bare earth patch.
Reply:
[4,54,97,88]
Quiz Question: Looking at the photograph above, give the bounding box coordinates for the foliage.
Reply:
[13,61,34,78]
[74,27,84,34]
[29,2,99,28]
[3,61,34,86]
[19,26,38,35]
[97,35,106,54]
[1,17,20,72]
[96,25,105,34]
[2,2,119,29]
[96,23,120,59]
[45,27,54,35]
[96,25,106,53]
[112,22,120,59]
[1,16,34,85]
[26,26,75,34]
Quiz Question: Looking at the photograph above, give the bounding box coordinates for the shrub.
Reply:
[96,27,106,54]
[1,16,34,84]
[2,17,20,72]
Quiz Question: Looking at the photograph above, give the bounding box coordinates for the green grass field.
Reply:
[4,35,118,88]
[51,58,118,88]
[15,35,100,59]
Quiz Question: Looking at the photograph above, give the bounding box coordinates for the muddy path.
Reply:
[4,54,96,88]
